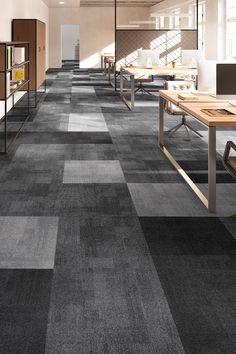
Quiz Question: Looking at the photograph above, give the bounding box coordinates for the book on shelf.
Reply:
[12,66,25,81]
[13,47,25,65]
[6,72,11,96]
[6,46,12,70]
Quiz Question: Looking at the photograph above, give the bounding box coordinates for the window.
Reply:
[226,0,236,58]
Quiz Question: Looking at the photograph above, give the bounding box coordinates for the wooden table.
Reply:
[159,91,236,213]
[120,66,197,110]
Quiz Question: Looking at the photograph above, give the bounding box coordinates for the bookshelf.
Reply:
[12,20,46,107]
[0,41,30,153]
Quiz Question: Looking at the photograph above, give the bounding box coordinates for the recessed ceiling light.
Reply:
[59,1,65,4]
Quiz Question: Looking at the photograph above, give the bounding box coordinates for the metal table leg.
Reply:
[208,126,216,213]
[159,96,164,147]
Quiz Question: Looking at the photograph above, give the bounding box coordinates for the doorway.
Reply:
[61,25,80,64]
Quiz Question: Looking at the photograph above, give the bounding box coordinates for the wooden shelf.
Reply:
[8,80,29,99]
[0,61,30,73]
[0,41,29,45]
[12,20,46,91]
[0,41,30,153]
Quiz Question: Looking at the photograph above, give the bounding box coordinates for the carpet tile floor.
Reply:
[0,62,235,353]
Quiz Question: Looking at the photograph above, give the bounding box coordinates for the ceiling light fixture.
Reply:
[129,21,156,24]
[117,25,140,28]
[59,1,65,4]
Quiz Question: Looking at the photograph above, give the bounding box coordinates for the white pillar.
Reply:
[205,0,218,59]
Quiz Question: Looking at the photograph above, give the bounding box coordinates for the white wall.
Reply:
[49,6,150,68]
[0,0,49,68]
[61,25,80,60]
[49,7,80,67]
[0,0,49,119]
[117,6,150,25]
[49,7,114,68]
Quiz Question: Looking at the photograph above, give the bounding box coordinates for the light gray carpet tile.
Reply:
[68,113,108,132]
[63,160,126,184]
[0,217,58,268]
[71,86,95,94]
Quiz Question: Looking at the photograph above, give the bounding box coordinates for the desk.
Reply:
[159,91,236,213]
[120,66,197,110]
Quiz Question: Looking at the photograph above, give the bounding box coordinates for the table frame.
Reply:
[159,95,217,212]
[120,66,197,111]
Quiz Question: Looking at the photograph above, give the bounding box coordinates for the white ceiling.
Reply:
[42,0,163,7]
[42,0,80,7]
[80,0,163,7]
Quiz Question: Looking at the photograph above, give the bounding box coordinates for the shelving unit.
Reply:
[12,19,46,107]
[0,41,30,153]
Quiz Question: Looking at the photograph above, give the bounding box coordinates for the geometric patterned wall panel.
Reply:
[116,30,198,69]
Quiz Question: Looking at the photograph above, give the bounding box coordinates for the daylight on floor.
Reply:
[0,0,236,353]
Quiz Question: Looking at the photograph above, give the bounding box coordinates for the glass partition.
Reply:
[116,0,198,31]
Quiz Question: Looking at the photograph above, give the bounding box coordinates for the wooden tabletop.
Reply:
[159,90,228,105]
[121,65,197,76]
[179,102,236,127]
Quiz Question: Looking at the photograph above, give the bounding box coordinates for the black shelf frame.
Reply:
[0,41,30,153]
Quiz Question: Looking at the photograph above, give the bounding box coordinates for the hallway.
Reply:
[0,63,235,354]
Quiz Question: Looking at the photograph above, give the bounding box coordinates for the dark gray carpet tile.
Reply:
[46,216,184,353]
[186,172,235,183]
[120,158,181,183]
[140,217,236,354]
[21,120,69,133]
[103,114,157,135]
[56,184,137,217]
[221,217,236,240]
[112,136,163,160]
[139,217,236,255]
[70,96,97,103]
[46,260,184,354]
[153,254,236,354]
[72,77,91,81]
[165,136,208,150]
[14,132,112,145]
[13,144,117,161]
[0,269,53,354]
[70,104,102,113]
[75,82,111,87]
[71,96,99,104]
[0,160,64,184]
[101,106,159,114]
[44,95,71,104]
[0,184,136,217]
[54,216,150,268]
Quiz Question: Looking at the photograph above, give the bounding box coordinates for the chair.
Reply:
[135,49,160,95]
[164,80,203,138]
[223,141,236,179]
